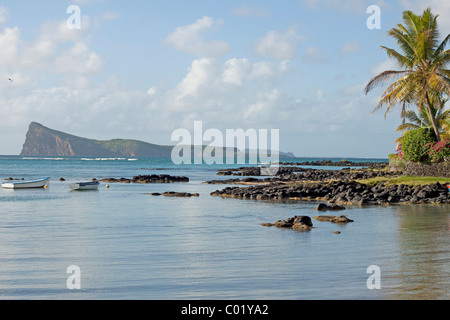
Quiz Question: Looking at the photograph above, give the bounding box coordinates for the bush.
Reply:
[427,139,450,162]
[401,128,436,163]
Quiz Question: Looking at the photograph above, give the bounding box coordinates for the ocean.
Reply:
[0,156,448,300]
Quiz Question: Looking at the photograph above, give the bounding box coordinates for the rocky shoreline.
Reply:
[216,160,388,177]
[210,167,450,205]
[101,174,189,184]
[278,159,388,169]
[209,166,401,185]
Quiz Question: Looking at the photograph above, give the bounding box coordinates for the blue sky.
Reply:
[0,0,449,157]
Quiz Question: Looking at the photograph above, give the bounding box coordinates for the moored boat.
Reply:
[68,181,100,190]
[2,177,50,189]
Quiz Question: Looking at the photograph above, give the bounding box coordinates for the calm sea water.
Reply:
[0,156,448,300]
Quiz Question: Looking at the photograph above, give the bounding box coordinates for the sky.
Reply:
[0,0,449,158]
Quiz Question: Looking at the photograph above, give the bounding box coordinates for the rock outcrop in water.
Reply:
[261,215,314,231]
[147,192,199,197]
[101,175,189,184]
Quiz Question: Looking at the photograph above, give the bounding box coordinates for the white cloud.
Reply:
[164,16,230,58]
[253,26,302,60]
[39,16,92,44]
[223,58,290,86]
[0,14,102,80]
[54,42,103,75]
[174,58,218,101]
[147,87,157,95]
[223,58,252,86]
[0,27,20,66]
[0,7,9,24]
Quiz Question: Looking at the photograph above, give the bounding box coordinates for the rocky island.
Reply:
[20,122,174,157]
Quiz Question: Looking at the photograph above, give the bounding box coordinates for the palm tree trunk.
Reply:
[425,93,441,142]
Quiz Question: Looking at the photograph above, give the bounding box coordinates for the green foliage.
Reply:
[427,139,450,162]
[401,128,436,162]
[365,8,450,142]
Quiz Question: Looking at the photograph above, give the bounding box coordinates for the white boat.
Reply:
[2,177,50,189]
[68,181,100,190]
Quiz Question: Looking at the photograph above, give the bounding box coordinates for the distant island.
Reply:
[20,122,174,157]
[20,122,296,158]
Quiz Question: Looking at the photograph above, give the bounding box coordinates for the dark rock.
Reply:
[209,167,450,206]
[102,174,189,184]
[148,192,199,197]
[274,220,293,228]
[316,203,346,211]
[314,215,354,224]
[264,215,313,231]
[293,216,313,227]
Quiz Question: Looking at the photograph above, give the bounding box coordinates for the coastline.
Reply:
[0,156,449,300]
[207,162,450,206]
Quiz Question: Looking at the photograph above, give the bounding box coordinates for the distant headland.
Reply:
[20,122,174,157]
[19,122,297,158]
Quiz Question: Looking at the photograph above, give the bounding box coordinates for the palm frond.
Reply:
[364,70,410,95]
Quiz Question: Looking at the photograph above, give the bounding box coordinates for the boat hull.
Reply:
[2,178,50,189]
[69,181,100,190]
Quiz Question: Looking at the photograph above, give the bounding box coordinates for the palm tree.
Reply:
[396,96,450,142]
[365,8,450,142]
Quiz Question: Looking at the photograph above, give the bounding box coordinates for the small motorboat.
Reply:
[2,177,50,189]
[69,181,100,190]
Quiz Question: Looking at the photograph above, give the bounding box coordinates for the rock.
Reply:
[261,223,274,227]
[102,174,189,184]
[351,198,368,206]
[274,220,293,228]
[292,223,313,231]
[293,215,313,227]
[132,175,189,183]
[314,215,354,224]
[316,203,346,211]
[263,215,313,231]
[148,192,199,197]
[210,167,450,206]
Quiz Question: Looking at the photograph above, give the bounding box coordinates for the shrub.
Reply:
[389,143,404,161]
[401,128,436,163]
[426,138,450,162]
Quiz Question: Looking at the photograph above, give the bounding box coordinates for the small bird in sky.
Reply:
[8,78,13,82]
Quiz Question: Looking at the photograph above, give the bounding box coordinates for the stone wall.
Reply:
[404,161,450,178]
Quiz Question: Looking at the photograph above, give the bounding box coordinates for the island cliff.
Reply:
[20,122,173,157]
